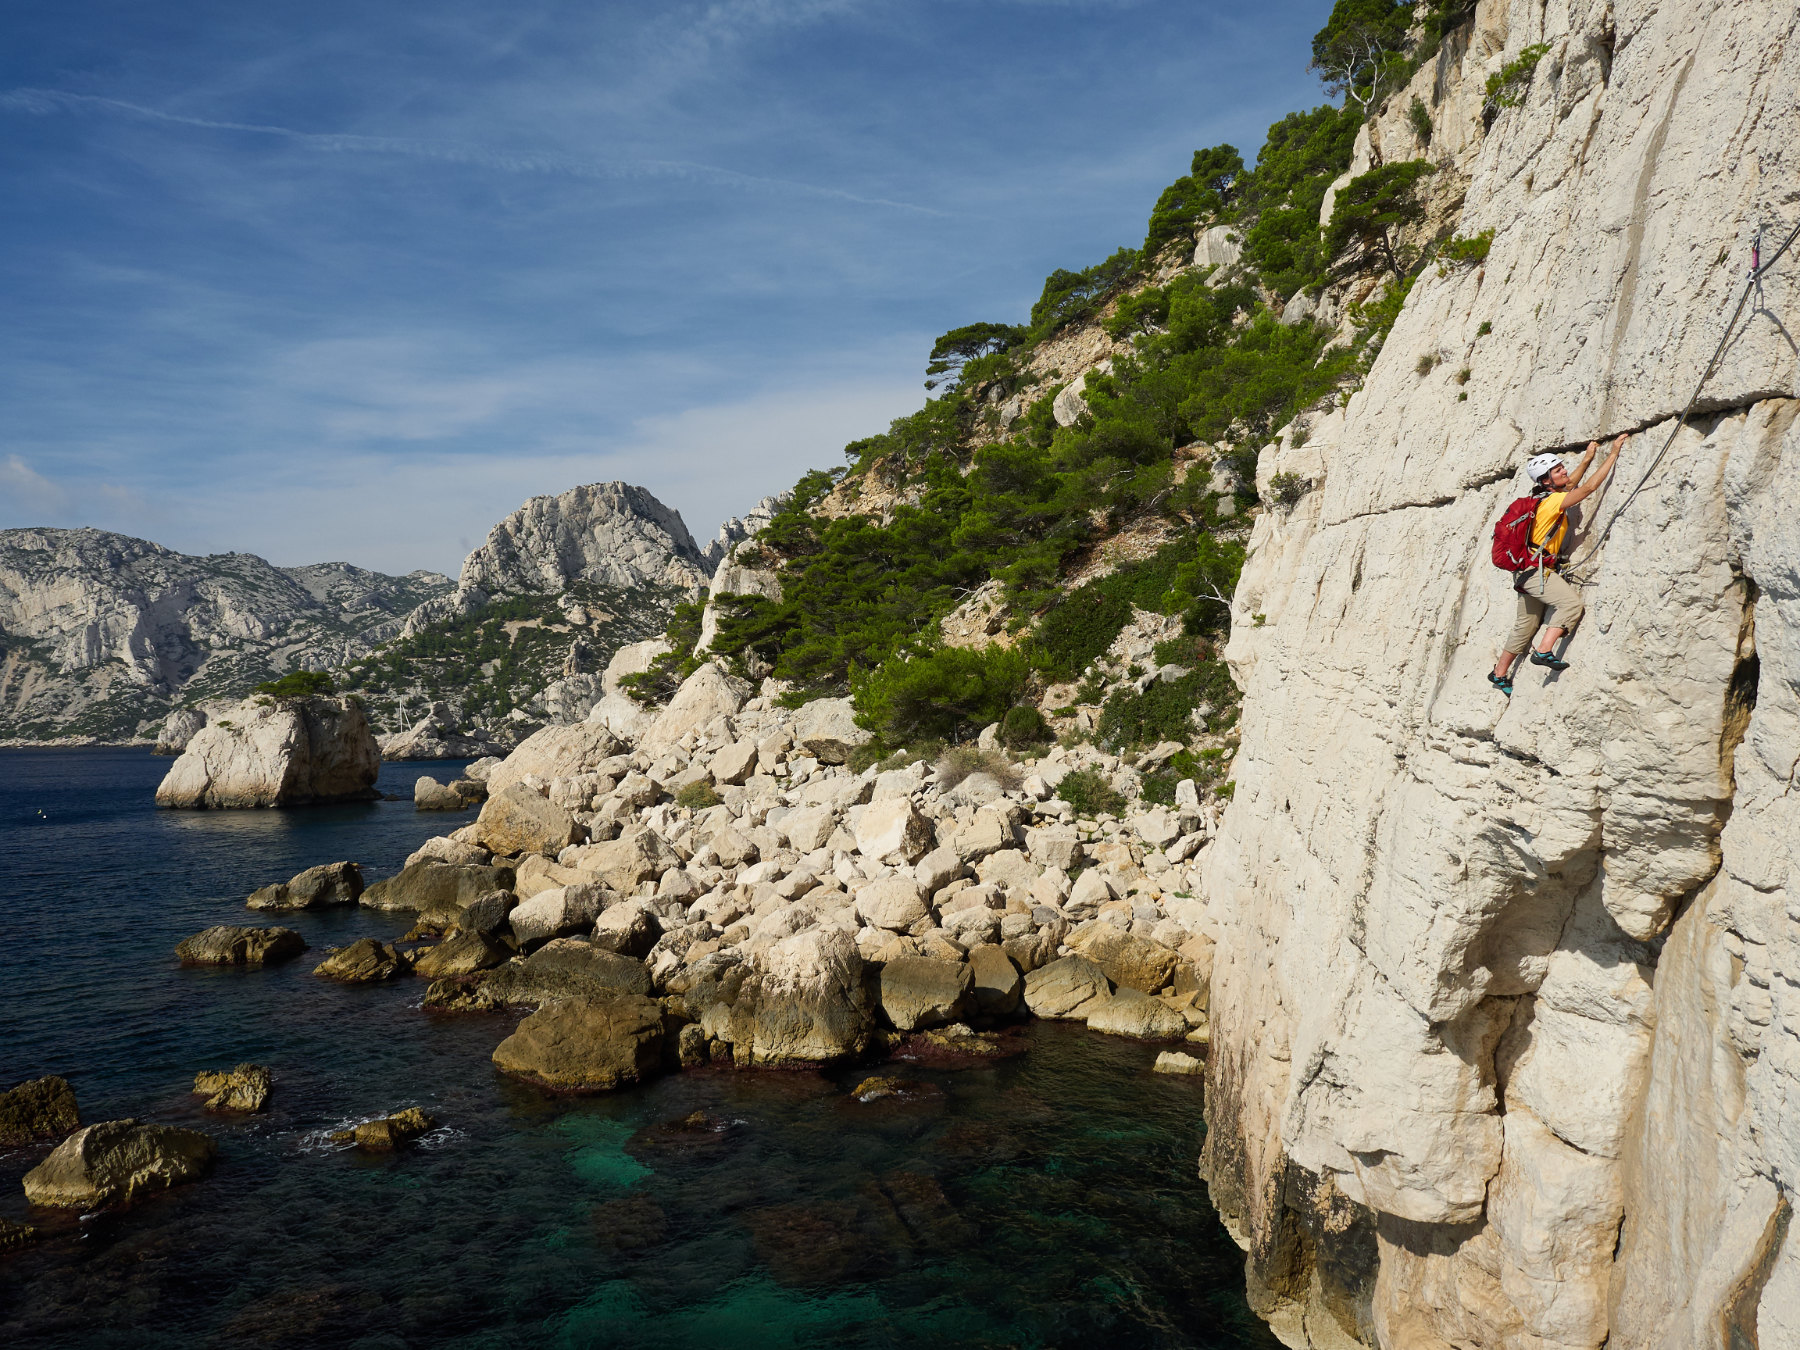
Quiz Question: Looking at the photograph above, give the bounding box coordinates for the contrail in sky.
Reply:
[1,87,950,217]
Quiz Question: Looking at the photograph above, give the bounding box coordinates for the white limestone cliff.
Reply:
[1199,2,1800,1347]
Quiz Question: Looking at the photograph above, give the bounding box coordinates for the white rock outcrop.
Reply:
[456,481,710,598]
[1200,4,1800,1348]
[155,695,380,808]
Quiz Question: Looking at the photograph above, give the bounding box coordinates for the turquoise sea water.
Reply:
[0,747,1275,1349]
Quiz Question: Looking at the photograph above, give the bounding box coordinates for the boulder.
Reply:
[878,957,973,1031]
[23,1120,217,1209]
[361,861,517,914]
[1130,809,1182,851]
[492,994,668,1092]
[1065,868,1116,917]
[0,1075,79,1146]
[192,1064,271,1112]
[581,826,682,894]
[412,932,510,978]
[482,938,655,1005]
[459,889,519,938]
[974,848,1040,893]
[509,883,607,948]
[592,900,662,959]
[155,694,379,809]
[855,799,933,864]
[641,663,749,752]
[1154,1050,1204,1075]
[732,927,874,1066]
[484,723,621,796]
[706,825,759,868]
[245,861,364,912]
[313,938,408,982]
[1026,825,1082,871]
[792,698,871,764]
[968,943,1022,1015]
[176,925,307,967]
[1022,955,1111,1020]
[473,783,582,857]
[914,845,965,894]
[414,775,466,810]
[1086,988,1188,1041]
[710,737,760,786]
[1067,923,1179,993]
[781,805,837,854]
[855,876,929,932]
[330,1107,435,1149]
[942,906,1001,946]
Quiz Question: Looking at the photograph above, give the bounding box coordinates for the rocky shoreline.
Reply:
[3,656,1215,1236]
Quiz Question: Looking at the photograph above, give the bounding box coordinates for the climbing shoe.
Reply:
[1488,673,1513,696]
[1529,650,1570,672]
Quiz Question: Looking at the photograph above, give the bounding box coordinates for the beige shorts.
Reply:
[1504,569,1585,655]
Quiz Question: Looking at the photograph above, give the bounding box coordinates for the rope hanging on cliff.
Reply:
[1563,215,1800,579]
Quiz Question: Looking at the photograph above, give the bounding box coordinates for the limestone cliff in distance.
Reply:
[1201,2,1800,1348]
[0,527,452,743]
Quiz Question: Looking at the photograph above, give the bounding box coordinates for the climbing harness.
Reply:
[1562,215,1800,579]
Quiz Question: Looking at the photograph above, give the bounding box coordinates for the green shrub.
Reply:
[852,644,1028,745]
[1057,768,1125,818]
[255,670,335,699]
[1267,472,1311,506]
[1028,248,1141,341]
[620,598,705,706]
[675,781,722,811]
[1141,144,1245,259]
[1476,320,1492,336]
[1485,43,1551,116]
[1000,705,1051,749]
[1438,229,1495,270]
[1097,661,1236,748]
[1408,96,1433,146]
[936,745,1021,791]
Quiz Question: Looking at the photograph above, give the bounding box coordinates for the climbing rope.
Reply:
[1563,214,1800,579]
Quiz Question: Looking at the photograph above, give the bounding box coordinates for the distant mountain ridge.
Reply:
[0,526,453,741]
[0,480,748,744]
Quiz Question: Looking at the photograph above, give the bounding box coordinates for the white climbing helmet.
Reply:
[1526,453,1563,482]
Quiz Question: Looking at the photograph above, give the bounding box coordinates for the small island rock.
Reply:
[313,938,409,982]
[192,1064,272,1112]
[154,693,379,809]
[330,1107,435,1150]
[246,861,364,911]
[23,1119,216,1210]
[176,926,308,967]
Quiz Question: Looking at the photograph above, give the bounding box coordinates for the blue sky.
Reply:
[1,0,1332,578]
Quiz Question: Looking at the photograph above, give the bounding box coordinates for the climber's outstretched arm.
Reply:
[1564,434,1628,508]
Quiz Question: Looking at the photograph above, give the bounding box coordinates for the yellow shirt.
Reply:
[1532,491,1569,559]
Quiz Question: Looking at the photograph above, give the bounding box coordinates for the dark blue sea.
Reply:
[0,747,1274,1349]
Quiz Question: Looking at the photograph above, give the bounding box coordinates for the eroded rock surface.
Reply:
[1199,3,1800,1345]
[23,1120,216,1210]
[155,695,379,808]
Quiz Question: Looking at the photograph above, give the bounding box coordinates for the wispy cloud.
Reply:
[0,87,950,216]
[0,456,68,515]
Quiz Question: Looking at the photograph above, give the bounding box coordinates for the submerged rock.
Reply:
[0,1075,80,1147]
[176,926,307,967]
[491,993,668,1093]
[0,1218,38,1252]
[192,1064,272,1113]
[245,861,364,912]
[330,1107,435,1150]
[22,1119,216,1210]
[154,694,379,809]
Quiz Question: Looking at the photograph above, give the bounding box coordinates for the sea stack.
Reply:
[155,693,380,808]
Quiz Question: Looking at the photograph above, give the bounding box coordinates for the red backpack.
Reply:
[1491,496,1541,572]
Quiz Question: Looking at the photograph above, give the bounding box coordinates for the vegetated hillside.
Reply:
[0,527,453,742]
[630,0,1477,809]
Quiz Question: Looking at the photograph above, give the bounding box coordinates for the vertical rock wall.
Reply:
[1201,2,1800,1346]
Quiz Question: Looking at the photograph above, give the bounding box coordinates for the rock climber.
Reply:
[1488,433,1627,695]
